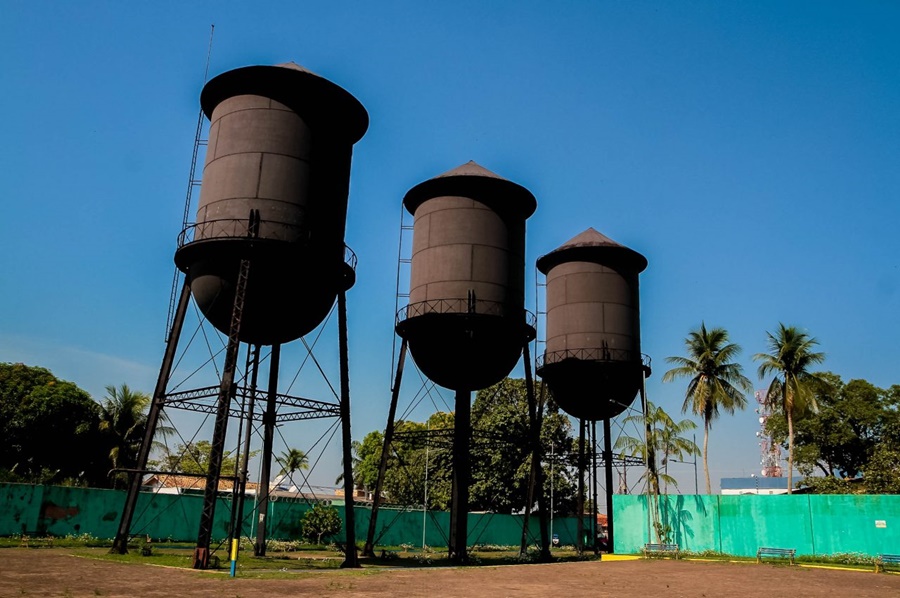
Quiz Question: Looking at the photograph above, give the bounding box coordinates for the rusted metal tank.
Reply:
[536,228,648,420]
[174,62,368,345]
[396,161,537,391]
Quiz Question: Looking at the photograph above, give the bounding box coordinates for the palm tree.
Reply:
[616,402,698,494]
[277,448,309,488]
[334,439,361,487]
[98,384,171,486]
[663,323,752,494]
[753,324,825,494]
[656,412,699,494]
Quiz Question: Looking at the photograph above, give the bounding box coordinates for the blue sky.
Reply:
[1,2,898,497]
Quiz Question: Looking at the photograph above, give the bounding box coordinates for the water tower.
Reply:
[536,227,648,554]
[369,161,537,563]
[111,62,368,569]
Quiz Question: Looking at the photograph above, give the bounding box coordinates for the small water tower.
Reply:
[536,227,648,555]
[536,228,647,420]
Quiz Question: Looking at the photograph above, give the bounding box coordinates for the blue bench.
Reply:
[756,547,796,565]
[643,543,680,559]
[875,554,900,573]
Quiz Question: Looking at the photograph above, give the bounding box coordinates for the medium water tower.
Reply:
[111,62,368,569]
[536,227,648,554]
[394,161,537,562]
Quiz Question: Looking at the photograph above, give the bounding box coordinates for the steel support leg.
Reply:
[449,389,471,564]
[592,420,599,554]
[192,257,250,569]
[337,290,360,568]
[603,417,614,554]
[111,280,191,554]
[576,418,586,556]
[227,344,260,568]
[253,344,280,556]
[520,341,549,560]
[364,339,407,557]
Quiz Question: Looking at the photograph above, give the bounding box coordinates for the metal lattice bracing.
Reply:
[163,386,340,422]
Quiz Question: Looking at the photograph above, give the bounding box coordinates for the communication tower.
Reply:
[755,390,784,477]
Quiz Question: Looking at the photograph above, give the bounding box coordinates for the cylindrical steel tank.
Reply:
[396,161,537,391]
[174,62,368,346]
[536,228,648,420]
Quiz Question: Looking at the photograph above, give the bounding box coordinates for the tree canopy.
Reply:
[151,440,257,478]
[0,362,107,486]
[766,373,899,493]
[354,378,579,515]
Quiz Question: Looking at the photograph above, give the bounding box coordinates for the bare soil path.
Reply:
[2,549,900,598]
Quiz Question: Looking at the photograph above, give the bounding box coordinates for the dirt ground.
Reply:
[2,549,900,598]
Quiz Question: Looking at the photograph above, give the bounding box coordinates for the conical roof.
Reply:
[200,61,368,142]
[557,227,624,249]
[537,227,647,274]
[274,61,320,76]
[432,160,511,181]
[403,160,536,218]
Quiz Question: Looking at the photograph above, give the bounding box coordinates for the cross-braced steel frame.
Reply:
[110,236,360,570]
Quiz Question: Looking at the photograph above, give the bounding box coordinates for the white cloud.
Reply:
[0,333,158,399]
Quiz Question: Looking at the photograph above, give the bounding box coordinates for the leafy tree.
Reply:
[470,378,535,513]
[469,379,577,514]
[864,386,900,493]
[353,417,445,508]
[754,324,826,493]
[767,373,882,479]
[766,375,900,494]
[301,504,342,544]
[351,431,386,493]
[153,440,244,476]
[353,378,578,515]
[539,402,578,517]
[663,324,752,494]
[0,363,106,486]
[862,444,900,494]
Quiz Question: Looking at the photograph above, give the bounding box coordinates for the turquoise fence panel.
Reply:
[130,491,204,541]
[7,483,897,557]
[268,498,314,540]
[659,495,719,553]
[0,483,42,536]
[612,494,649,553]
[718,495,815,557]
[808,494,900,556]
[36,485,124,538]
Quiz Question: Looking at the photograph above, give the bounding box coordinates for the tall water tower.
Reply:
[536,227,648,553]
[111,62,368,569]
[380,161,537,562]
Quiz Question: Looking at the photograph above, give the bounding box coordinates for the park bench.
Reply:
[756,547,796,565]
[643,543,680,559]
[875,554,900,573]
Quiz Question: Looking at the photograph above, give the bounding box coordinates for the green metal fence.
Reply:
[7,484,896,557]
[613,493,900,557]
[0,483,582,548]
